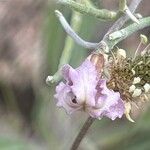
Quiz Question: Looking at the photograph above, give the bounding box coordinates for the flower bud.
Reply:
[132,88,142,97]
[143,83,150,93]
[129,85,136,93]
[133,77,141,84]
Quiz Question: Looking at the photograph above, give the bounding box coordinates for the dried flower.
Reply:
[54,59,125,120]
[107,44,150,122]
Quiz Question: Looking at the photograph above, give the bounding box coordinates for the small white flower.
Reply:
[129,85,136,93]
[117,49,126,58]
[143,83,150,93]
[132,88,142,97]
[133,77,141,84]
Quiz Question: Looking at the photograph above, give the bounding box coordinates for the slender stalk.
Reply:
[124,7,139,24]
[104,0,142,38]
[106,16,150,49]
[133,41,142,60]
[70,116,95,150]
[55,10,99,49]
[119,0,127,11]
[58,0,117,20]
[141,43,150,55]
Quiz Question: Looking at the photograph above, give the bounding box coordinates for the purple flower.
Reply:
[54,60,125,120]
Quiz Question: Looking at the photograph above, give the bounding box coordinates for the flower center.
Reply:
[72,96,77,104]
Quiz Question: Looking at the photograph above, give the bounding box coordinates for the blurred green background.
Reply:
[0,0,150,150]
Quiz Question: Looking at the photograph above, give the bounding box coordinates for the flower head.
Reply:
[54,59,125,120]
[107,44,150,122]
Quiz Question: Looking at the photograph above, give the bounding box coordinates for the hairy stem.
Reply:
[70,116,95,150]
[58,0,117,20]
[107,16,150,49]
[55,10,99,49]
[104,0,142,38]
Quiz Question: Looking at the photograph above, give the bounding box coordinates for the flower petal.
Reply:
[54,82,82,114]
[62,60,98,106]
[88,80,125,120]
[72,60,98,106]
[61,65,73,85]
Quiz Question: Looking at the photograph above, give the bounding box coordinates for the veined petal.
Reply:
[54,82,81,114]
[73,60,98,106]
[62,60,98,106]
[90,80,125,120]
[55,60,125,120]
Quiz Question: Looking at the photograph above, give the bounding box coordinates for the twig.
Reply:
[119,0,139,24]
[106,16,150,49]
[104,0,142,38]
[55,10,99,49]
[70,116,95,150]
[58,0,117,20]
[96,0,143,53]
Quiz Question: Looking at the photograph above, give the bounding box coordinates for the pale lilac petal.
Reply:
[62,60,98,106]
[61,65,73,85]
[54,82,82,114]
[62,64,84,104]
[54,60,125,120]
[71,60,98,106]
[88,80,125,120]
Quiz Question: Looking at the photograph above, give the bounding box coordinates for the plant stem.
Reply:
[104,0,142,37]
[47,8,83,84]
[106,16,150,49]
[70,116,95,150]
[58,0,117,20]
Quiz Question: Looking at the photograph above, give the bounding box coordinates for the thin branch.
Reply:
[119,0,139,24]
[47,0,144,84]
[55,10,99,49]
[70,116,95,150]
[58,0,117,20]
[106,16,150,49]
[124,6,139,24]
[104,0,142,38]
[54,0,142,53]
[119,0,127,11]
